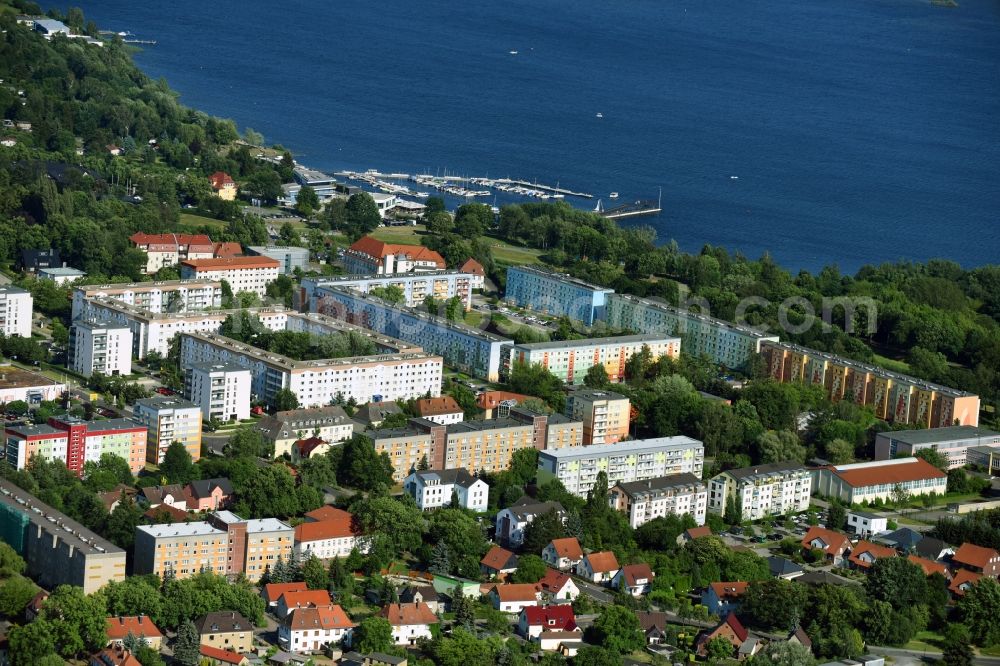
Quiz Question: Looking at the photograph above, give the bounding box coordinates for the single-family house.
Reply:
[263,582,309,608]
[495,498,565,548]
[199,645,249,666]
[139,484,187,510]
[848,541,898,570]
[185,478,234,511]
[907,555,952,580]
[914,537,952,562]
[106,615,163,650]
[399,586,442,614]
[949,569,983,597]
[576,551,620,584]
[542,537,584,571]
[696,613,748,658]
[845,510,889,538]
[490,583,541,614]
[277,590,333,618]
[613,563,655,597]
[292,436,333,463]
[703,582,748,617]
[517,604,577,639]
[788,627,812,650]
[195,611,253,653]
[637,611,671,645]
[536,568,580,602]
[876,527,924,553]
[278,605,355,654]
[98,485,137,513]
[210,172,237,201]
[89,646,142,666]
[677,525,713,546]
[379,603,438,646]
[768,556,804,580]
[414,396,464,425]
[480,545,519,578]
[952,543,1000,577]
[801,526,852,565]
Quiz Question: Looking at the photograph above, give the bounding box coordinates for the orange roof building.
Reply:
[129,232,217,274]
[304,505,353,522]
[209,172,237,201]
[481,545,519,577]
[950,569,983,596]
[379,602,438,645]
[813,458,948,504]
[577,551,620,583]
[952,543,1000,577]
[801,526,852,564]
[414,395,464,424]
[199,644,247,665]
[537,567,580,601]
[907,554,952,579]
[476,390,533,417]
[459,257,485,277]
[262,581,309,606]
[106,615,163,649]
[293,509,365,561]
[848,540,898,570]
[490,583,542,613]
[344,236,446,274]
[276,589,333,616]
[542,537,584,570]
[281,605,355,652]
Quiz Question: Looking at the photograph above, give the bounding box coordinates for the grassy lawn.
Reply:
[179,212,228,230]
[871,352,911,375]
[463,310,484,328]
[904,630,944,653]
[370,225,429,244]
[980,645,1000,657]
[370,225,546,265]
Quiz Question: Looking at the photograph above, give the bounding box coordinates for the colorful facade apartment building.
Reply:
[610,473,709,528]
[503,334,680,385]
[312,287,511,381]
[603,293,779,370]
[303,269,480,312]
[72,279,223,318]
[342,236,447,274]
[760,341,980,428]
[133,511,293,581]
[537,437,705,498]
[564,388,631,445]
[368,408,583,482]
[504,266,615,326]
[707,462,812,521]
[179,256,281,297]
[132,396,203,464]
[5,415,147,476]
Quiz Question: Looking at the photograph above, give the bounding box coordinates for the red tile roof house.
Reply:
[537,568,580,602]
[677,525,713,546]
[949,569,983,597]
[209,171,238,201]
[952,543,1000,577]
[279,605,355,654]
[262,582,309,607]
[379,602,439,646]
[517,604,578,640]
[576,551,620,584]
[801,526,852,566]
[294,510,368,561]
[696,613,748,658]
[542,537,584,571]
[702,581,749,617]
[414,395,465,425]
[276,589,334,618]
[490,583,542,614]
[343,236,447,274]
[199,644,249,666]
[848,541,898,570]
[106,615,163,650]
[907,554,953,580]
[613,563,655,597]
[481,545,519,579]
[88,646,142,666]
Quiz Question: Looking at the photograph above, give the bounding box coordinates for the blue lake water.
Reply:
[70,0,1000,273]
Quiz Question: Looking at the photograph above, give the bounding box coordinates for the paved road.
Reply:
[871,645,1000,666]
[574,578,614,604]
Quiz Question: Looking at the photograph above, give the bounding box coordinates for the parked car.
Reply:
[154,387,175,396]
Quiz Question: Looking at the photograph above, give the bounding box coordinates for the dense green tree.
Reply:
[742,579,808,630]
[226,426,270,458]
[757,430,807,464]
[941,623,975,666]
[354,616,394,653]
[159,440,198,484]
[958,577,1000,646]
[522,508,568,554]
[104,497,143,549]
[41,584,108,658]
[572,646,623,666]
[344,193,382,237]
[8,619,58,664]
[750,640,817,666]
[302,554,329,590]
[588,604,644,655]
[173,619,201,666]
[274,388,300,411]
[865,557,927,611]
[338,434,394,492]
[511,554,548,583]
[0,574,37,617]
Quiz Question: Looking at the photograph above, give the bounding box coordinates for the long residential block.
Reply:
[537,437,705,497]
[179,332,442,409]
[503,334,680,385]
[504,266,614,326]
[71,279,223,319]
[5,415,147,476]
[610,473,708,528]
[874,426,1000,469]
[760,341,980,428]
[0,479,126,594]
[369,408,583,482]
[707,462,812,521]
[303,270,478,312]
[811,457,948,505]
[312,287,511,381]
[604,293,779,370]
[134,510,293,581]
[0,285,33,338]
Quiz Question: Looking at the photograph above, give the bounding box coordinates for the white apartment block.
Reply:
[303,270,477,312]
[69,320,132,377]
[604,293,779,370]
[311,287,511,381]
[133,396,204,463]
[180,256,280,297]
[179,332,443,409]
[71,279,223,319]
[707,462,812,521]
[0,286,33,338]
[403,468,490,512]
[610,473,708,528]
[185,362,252,422]
[504,334,680,385]
[537,437,705,497]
